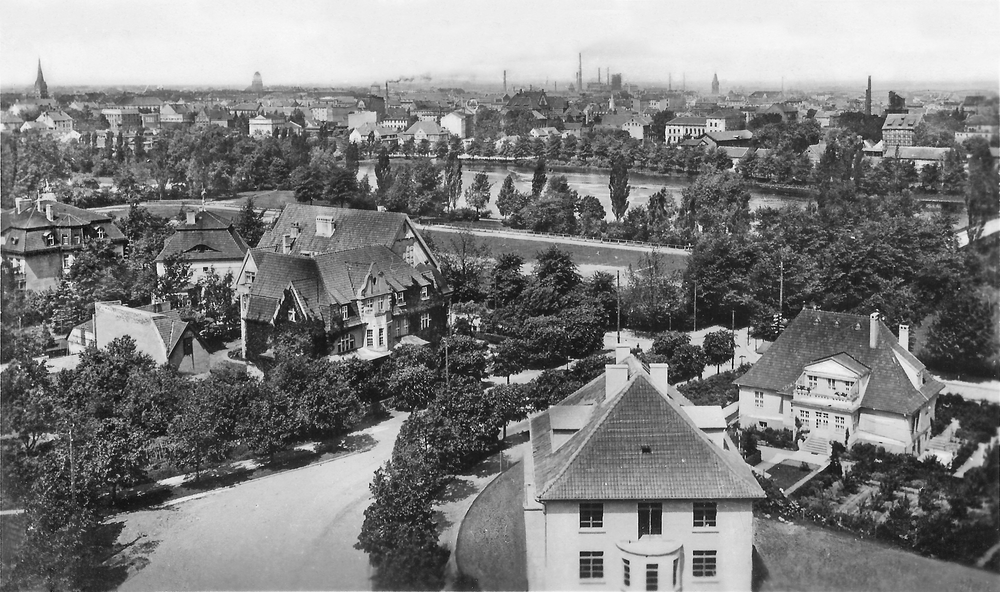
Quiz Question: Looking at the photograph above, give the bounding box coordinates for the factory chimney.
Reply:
[503,70,507,94]
[865,76,872,116]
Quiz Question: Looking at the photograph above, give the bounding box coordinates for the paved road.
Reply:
[416,223,692,256]
[115,413,407,591]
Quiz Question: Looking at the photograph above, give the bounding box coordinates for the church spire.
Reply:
[34,59,48,99]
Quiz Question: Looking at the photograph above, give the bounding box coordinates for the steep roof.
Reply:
[258,204,411,256]
[532,371,764,501]
[1,201,125,255]
[735,310,943,415]
[882,113,923,130]
[402,120,447,136]
[155,211,248,263]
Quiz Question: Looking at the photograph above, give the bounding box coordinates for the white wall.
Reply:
[541,499,754,592]
[738,387,790,430]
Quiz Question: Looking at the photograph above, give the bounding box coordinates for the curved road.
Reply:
[116,412,406,591]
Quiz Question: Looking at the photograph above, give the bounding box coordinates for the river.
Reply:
[357,163,807,222]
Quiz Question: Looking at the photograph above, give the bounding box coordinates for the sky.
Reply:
[2,0,998,91]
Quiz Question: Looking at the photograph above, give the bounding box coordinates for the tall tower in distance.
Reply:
[33,59,48,99]
[250,71,264,94]
[711,73,719,95]
[577,53,583,93]
[865,76,872,116]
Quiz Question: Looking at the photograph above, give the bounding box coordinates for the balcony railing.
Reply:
[793,384,860,403]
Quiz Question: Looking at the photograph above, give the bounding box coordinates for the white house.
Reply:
[666,117,708,144]
[154,209,249,285]
[524,347,765,591]
[249,114,284,137]
[349,123,399,146]
[736,311,943,455]
[440,111,471,138]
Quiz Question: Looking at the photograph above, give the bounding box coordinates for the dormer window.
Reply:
[421,286,429,300]
[341,305,349,320]
[44,232,55,246]
[245,271,255,284]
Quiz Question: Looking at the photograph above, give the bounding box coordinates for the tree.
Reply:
[344,142,360,177]
[0,357,57,454]
[154,252,192,306]
[464,171,492,214]
[669,343,707,383]
[489,253,526,307]
[609,153,631,221]
[234,197,266,247]
[651,331,691,358]
[168,380,231,481]
[922,290,999,377]
[496,173,519,220]
[964,137,1000,243]
[680,170,752,235]
[576,194,606,237]
[374,146,392,194]
[531,156,547,197]
[533,245,580,299]
[702,329,735,371]
[437,232,489,303]
[440,334,489,381]
[492,339,528,383]
[444,153,463,210]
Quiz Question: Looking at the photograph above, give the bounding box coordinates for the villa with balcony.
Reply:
[736,311,943,456]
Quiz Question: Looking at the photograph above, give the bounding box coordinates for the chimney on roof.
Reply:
[290,222,300,238]
[898,324,909,352]
[45,203,54,222]
[186,210,196,225]
[615,344,631,364]
[869,312,880,349]
[316,215,335,238]
[605,363,629,402]
[649,363,669,391]
[282,234,293,254]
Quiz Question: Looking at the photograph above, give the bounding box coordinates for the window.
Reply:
[45,233,55,246]
[96,227,106,239]
[579,552,603,580]
[421,286,429,300]
[845,380,855,390]
[245,271,255,284]
[759,421,768,428]
[288,308,297,322]
[754,391,764,408]
[835,415,845,431]
[338,333,355,353]
[646,563,658,591]
[692,550,717,578]
[378,328,384,347]
[366,329,373,347]
[799,409,810,421]
[827,378,836,389]
[638,503,662,537]
[815,411,829,429]
[693,502,717,528]
[182,336,194,356]
[623,559,630,587]
[73,234,81,245]
[579,503,603,528]
[62,253,73,270]
[396,291,405,306]
[341,305,349,321]
[807,375,817,388]
[203,266,209,273]
[378,297,385,312]
[61,234,69,245]
[671,558,679,588]
[420,313,430,330]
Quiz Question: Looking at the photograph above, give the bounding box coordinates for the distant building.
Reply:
[33,60,48,99]
[249,114,285,137]
[159,104,195,126]
[665,116,707,144]
[399,120,449,144]
[882,113,923,151]
[348,111,378,130]
[101,107,142,131]
[706,110,743,133]
[1,196,126,291]
[440,111,472,138]
[37,110,74,133]
[349,123,399,146]
[68,301,210,374]
[249,71,264,94]
[610,73,622,91]
[711,72,720,95]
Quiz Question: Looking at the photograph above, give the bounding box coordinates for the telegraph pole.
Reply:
[616,270,621,344]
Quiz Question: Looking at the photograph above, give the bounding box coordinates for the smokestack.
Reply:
[578,53,583,91]
[898,324,909,352]
[503,70,507,94]
[865,76,872,117]
[385,81,389,102]
[45,203,54,222]
[606,68,609,86]
[869,312,880,349]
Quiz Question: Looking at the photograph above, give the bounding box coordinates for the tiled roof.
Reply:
[734,310,942,415]
[1,202,125,254]
[882,113,923,130]
[895,146,949,161]
[402,120,447,136]
[667,116,707,126]
[533,372,764,501]
[258,204,410,256]
[155,212,248,262]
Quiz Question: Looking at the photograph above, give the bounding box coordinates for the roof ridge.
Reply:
[537,371,641,498]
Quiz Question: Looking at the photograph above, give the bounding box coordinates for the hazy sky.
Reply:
[2,0,998,90]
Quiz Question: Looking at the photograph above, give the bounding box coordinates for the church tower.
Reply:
[711,72,719,95]
[33,60,49,99]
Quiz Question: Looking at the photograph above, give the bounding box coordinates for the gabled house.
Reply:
[154,209,249,284]
[159,103,195,126]
[1,112,24,133]
[249,114,285,137]
[349,123,399,146]
[735,311,943,455]
[882,113,923,150]
[235,245,449,359]
[706,110,744,133]
[67,301,210,374]
[524,347,765,591]
[1,196,126,291]
[399,120,449,144]
[37,110,74,133]
[440,111,472,138]
[504,90,551,114]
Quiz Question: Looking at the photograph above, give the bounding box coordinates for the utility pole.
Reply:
[779,253,785,318]
[693,281,698,332]
[731,309,736,370]
[616,270,621,344]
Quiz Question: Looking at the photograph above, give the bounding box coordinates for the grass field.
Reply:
[455,463,527,592]
[754,517,998,592]
[765,460,818,491]
[423,229,689,277]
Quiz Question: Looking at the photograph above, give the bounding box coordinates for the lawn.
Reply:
[765,460,817,492]
[423,229,689,276]
[753,516,998,592]
[455,462,527,592]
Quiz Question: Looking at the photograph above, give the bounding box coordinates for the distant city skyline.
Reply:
[2,0,998,91]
